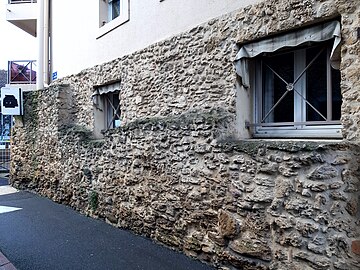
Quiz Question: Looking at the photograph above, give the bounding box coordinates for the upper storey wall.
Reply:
[50,0,262,78]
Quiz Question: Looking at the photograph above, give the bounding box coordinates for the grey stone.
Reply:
[308,242,325,254]
[307,165,338,180]
[229,238,271,261]
[218,210,239,238]
[244,186,274,203]
[294,251,332,269]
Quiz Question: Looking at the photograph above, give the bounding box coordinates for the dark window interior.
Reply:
[259,41,341,124]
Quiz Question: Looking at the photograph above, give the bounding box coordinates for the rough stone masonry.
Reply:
[10,0,360,269]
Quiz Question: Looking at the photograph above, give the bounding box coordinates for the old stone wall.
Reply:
[10,0,360,269]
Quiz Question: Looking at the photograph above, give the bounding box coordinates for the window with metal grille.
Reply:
[92,82,121,136]
[252,41,342,138]
[104,91,121,130]
[235,21,342,138]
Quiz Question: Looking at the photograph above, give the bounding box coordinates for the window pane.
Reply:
[112,93,121,127]
[262,52,294,123]
[105,92,121,129]
[112,0,121,20]
[332,68,341,120]
[306,46,328,121]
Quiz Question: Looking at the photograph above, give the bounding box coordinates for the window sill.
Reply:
[241,138,344,143]
[97,14,129,39]
[250,120,343,140]
[250,123,343,139]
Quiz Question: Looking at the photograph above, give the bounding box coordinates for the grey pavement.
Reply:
[0,180,214,270]
[0,178,8,187]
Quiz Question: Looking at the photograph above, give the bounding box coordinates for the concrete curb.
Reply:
[0,251,17,270]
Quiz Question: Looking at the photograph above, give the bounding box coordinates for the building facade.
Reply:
[8,0,360,269]
[6,0,260,84]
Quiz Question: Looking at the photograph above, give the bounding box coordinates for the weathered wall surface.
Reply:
[11,0,360,269]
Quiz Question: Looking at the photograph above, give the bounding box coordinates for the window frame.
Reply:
[98,0,130,38]
[251,42,342,138]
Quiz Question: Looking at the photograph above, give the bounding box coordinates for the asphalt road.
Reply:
[0,178,8,186]
[0,186,214,270]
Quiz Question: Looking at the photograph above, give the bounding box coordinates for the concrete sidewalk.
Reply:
[0,251,17,270]
[0,182,214,270]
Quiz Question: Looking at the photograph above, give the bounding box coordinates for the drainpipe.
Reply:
[36,0,44,90]
[44,0,49,85]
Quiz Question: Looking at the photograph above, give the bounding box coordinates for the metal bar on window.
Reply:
[261,46,327,124]
[105,94,121,131]
[264,63,288,85]
[261,61,291,123]
[105,95,121,120]
[261,90,289,123]
[106,103,121,131]
[293,47,325,85]
[293,87,327,121]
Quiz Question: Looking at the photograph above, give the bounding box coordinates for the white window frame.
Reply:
[98,0,129,38]
[252,43,342,138]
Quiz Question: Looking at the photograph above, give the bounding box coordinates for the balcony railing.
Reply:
[8,0,37,3]
[8,60,37,84]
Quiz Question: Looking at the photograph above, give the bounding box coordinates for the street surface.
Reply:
[0,179,213,270]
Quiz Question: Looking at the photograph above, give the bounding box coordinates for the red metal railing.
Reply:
[8,0,37,4]
[8,60,37,84]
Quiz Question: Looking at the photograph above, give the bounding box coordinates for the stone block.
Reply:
[218,210,239,239]
[307,165,338,180]
[244,186,274,203]
[294,251,332,269]
[351,240,360,256]
[307,242,325,254]
[345,197,358,216]
[229,238,272,261]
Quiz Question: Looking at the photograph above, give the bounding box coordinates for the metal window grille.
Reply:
[8,0,37,4]
[105,92,121,130]
[252,41,342,138]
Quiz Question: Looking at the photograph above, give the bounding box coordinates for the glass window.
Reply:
[108,0,121,21]
[104,91,121,130]
[98,0,129,37]
[253,41,342,138]
[93,84,121,136]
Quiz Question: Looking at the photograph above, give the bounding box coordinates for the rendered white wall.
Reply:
[0,7,37,69]
[51,0,261,79]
